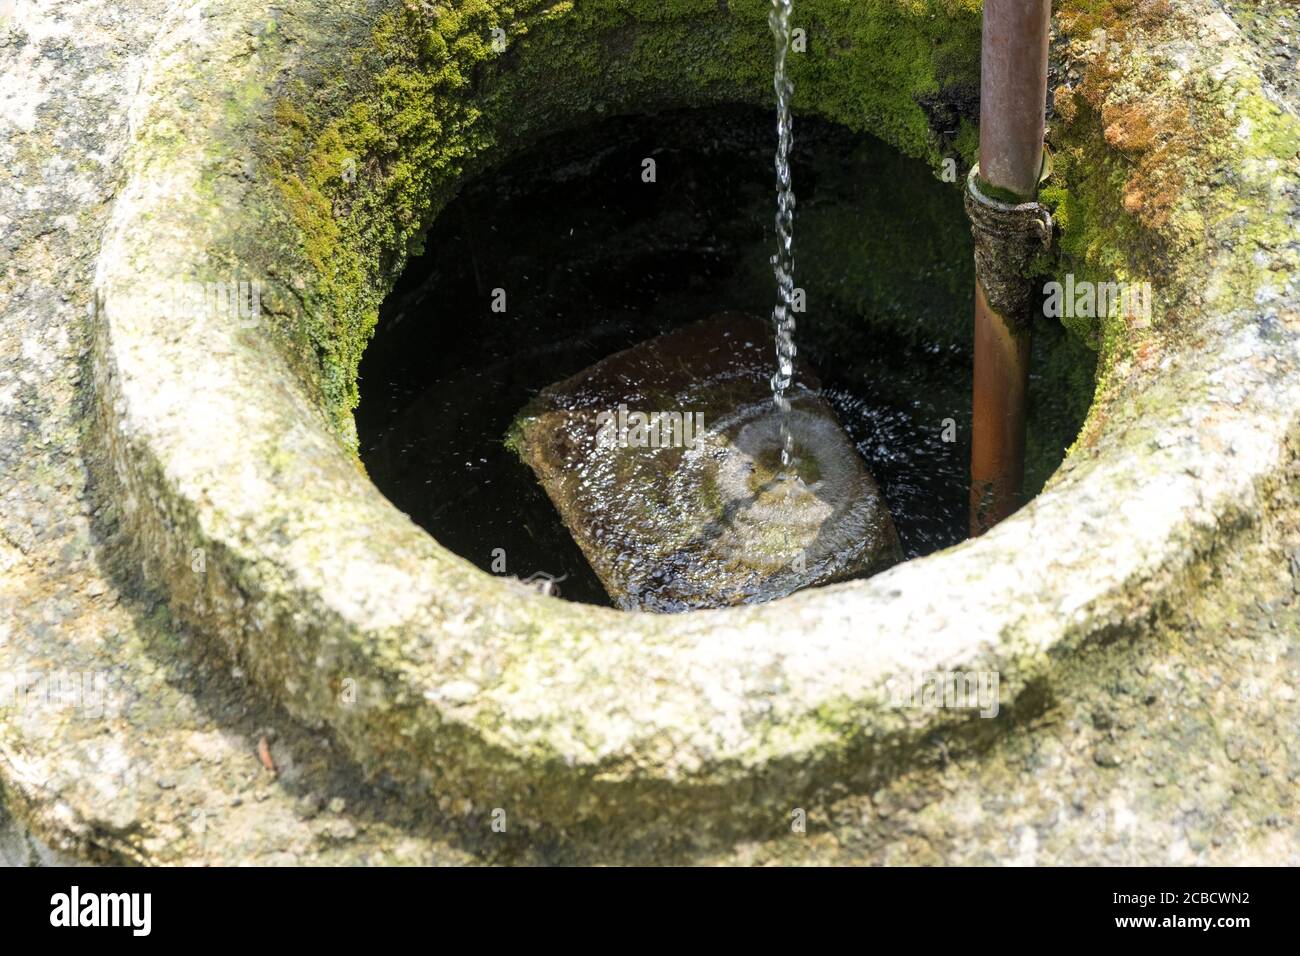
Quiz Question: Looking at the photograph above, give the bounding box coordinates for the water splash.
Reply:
[768,0,797,471]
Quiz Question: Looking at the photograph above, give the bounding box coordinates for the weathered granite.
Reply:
[0,0,1296,864]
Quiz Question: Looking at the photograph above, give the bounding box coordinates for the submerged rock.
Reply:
[509,314,901,611]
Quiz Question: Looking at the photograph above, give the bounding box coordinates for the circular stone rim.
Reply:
[89,0,1300,830]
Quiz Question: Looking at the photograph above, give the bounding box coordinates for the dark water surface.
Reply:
[356,106,1090,608]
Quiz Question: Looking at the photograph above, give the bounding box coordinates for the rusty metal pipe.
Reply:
[968,0,1051,536]
[971,282,1031,534]
[978,0,1051,202]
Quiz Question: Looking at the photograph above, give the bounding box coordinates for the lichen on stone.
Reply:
[266,0,985,445]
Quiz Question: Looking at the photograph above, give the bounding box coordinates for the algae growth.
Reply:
[269,0,984,441]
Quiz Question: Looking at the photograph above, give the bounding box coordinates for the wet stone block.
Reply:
[509,314,902,611]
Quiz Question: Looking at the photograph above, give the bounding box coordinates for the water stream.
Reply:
[769,0,798,472]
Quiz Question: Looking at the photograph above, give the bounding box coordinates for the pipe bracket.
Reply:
[964,164,1053,327]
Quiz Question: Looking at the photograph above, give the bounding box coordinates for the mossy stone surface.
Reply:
[267,0,985,444]
[6,0,1300,862]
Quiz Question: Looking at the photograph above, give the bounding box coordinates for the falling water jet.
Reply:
[768,0,798,477]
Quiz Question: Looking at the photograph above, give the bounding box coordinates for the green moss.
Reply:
[1025,320,1097,494]
[791,140,975,354]
[1041,2,1300,451]
[976,175,1033,205]
[748,444,823,491]
[502,401,541,460]
[952,117,979,167]
[268,0,983,445]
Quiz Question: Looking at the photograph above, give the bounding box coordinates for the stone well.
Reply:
[2,0,1298,863]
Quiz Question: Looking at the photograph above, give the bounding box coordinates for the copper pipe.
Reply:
[978,0,1051,202]
[970,281,1030,535]
[968,0,1050,535]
